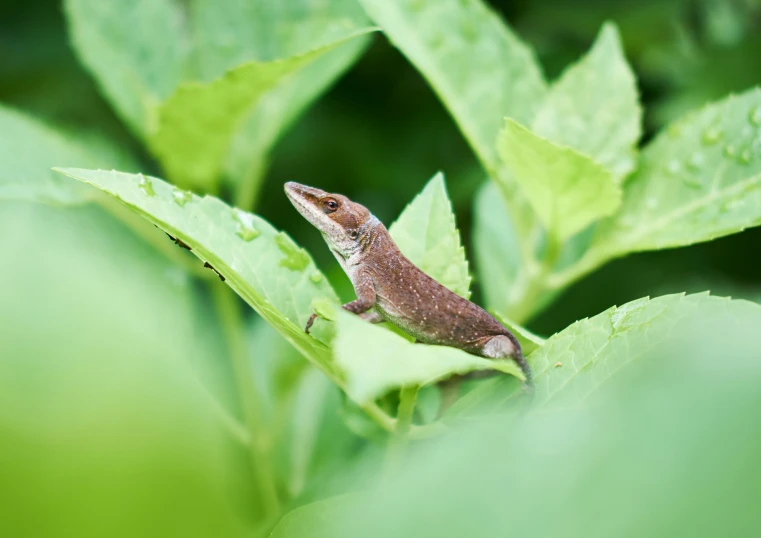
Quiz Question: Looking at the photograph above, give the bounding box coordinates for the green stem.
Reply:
[211,284,281,519]
[233,158,268,212]
[382,385,419,484]
[395,385,419,436]
[360,400,397,433]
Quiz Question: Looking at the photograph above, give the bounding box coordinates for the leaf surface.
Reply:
[498,120,622,241]
[333,308,523,405]
[532,23,641,180]
[590,88,761,257]
[389,172,471,298]
[54,168,341,377]
[359,0,546,175]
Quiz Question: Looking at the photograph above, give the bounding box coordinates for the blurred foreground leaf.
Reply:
[272,293,761,537]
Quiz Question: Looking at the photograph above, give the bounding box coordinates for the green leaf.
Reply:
[590,87,761,257]
[65,0,374,192]
[532,22,641,180]
[359,0,546,176]
[333,307,522,405]
[270,304,761,538]
[245,319,360,502]
[224,37,372,205]
[64,0,187,137]
[453,293,761,416]
[0,200,257,537]
[0,105,136,204]
[388,172,471,298]
[54,168,341,378]
[498,119,622,241]
[151,30,374,191]
[472,181,523,309]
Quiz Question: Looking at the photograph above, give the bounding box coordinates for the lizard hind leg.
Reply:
[482,335,534,390]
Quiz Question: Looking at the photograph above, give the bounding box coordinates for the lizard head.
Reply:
[284,182,379,258]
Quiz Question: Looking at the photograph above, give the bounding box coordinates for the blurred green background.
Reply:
[2,0,761,536]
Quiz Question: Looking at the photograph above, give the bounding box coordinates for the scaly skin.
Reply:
[284,182,532,388]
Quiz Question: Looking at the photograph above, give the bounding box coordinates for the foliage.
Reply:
[2,0,761,537]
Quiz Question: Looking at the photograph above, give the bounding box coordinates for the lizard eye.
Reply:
[322,198,339,213]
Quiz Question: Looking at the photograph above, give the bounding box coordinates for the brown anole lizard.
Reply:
[285,182,533,388]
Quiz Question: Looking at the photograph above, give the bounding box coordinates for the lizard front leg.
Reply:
[342,271,376,315]
[305,271,376,334]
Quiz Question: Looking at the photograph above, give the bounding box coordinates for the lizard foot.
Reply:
[304,312,319,334]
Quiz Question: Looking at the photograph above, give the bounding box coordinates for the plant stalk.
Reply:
[211,284,281,519]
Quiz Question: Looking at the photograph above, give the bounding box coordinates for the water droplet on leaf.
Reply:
[723,144,738,158]
[172,189,192,207]
[738,147,752,164]
[138,175,155,196]
[275,232,310,272]
[231,208,261,241]
[721,198,745,212]
[310,272,323,284]
[702,125,724,145]
[236,223,260,241]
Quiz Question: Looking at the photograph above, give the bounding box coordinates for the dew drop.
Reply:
[236,222,261,241]
[275,232,310,271]
[701,125,724,145]
[749,105,761,126]
[138,175,155,196]
[231,208,261,241]
[310,271,323,284]
[723,144,738,158]
[738,147,752,164]
[172,189,192,207]
[721,198,745,213]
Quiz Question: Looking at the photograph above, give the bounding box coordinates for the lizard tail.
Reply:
[483,334,534,391]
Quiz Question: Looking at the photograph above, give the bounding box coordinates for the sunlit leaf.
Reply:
[589,88,761,257]
[151,30,374,191]
[64,0,374,192]
[532,22,641,180]
[333,307,522,405]
[54,168,341,377]
[389,172,471,298]
[498,119,622,241]
[359,0,546,176]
